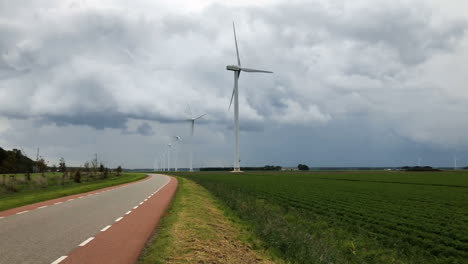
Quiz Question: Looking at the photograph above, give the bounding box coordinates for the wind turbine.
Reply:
[173,136,182,172]
[167,143,172,171]
[186,104,206,172]
[160,153,166,172]
[226,22,273,172]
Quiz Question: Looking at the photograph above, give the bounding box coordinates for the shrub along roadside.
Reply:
[138,176,284,264]
[0,173,146,211]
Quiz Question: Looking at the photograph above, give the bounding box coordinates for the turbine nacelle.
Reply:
[226,65,241,71]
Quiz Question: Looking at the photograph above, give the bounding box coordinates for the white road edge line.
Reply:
[139,202,144,205]
[133,206,139,209]
[54,202,63,205]
[67,199,74,201]
[125,210,131,215]
[144,199,148,201]
[16,210,28,215]
[38,205,48,209]
[0,216,4,219]
[115,216,123,222]
[78,196,84,199]
[101,225,111,232]
[79,237,94,247]
[51,256,68,264]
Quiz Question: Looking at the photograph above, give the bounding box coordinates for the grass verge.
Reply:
[0,173,146,211]
[138,176,284,264]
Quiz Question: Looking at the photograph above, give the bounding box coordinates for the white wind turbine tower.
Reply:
[167,143,172,171]
[186,104,206,172]
[173,136,182,172]
[226,22,273,172]
[160,153,166,172]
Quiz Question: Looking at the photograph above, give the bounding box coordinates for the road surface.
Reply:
[0,174,172,264]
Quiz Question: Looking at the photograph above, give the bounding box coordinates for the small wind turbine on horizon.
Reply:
[226,22,273,172]
[167,143,172,171]
[186,103,206,172]
[173,136,182,172]
[160,153,166,171]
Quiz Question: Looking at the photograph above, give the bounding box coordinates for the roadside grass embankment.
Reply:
[139,176,284,264]
[175,171,468,264]
[0,173,146,211]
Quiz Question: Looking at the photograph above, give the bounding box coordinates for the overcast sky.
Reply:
[1,0,468,168]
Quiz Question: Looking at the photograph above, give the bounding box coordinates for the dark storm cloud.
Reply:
[43,113,127,130]
[1,0,468,168]
[1,0,465,131]
[136,122,155,136]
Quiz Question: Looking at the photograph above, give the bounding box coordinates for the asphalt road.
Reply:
[0,174,170,264]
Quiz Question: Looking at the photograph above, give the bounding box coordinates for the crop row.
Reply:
[235,185,468,257]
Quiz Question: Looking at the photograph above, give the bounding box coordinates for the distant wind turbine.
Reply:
[173,136,182,172]
[226,22,273,172]
[186,103,206,172]
[167,143,172,171]
[160,153,166,172]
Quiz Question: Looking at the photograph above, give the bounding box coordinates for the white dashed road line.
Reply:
[54,202,62,205]
[78,237,94,247]
[16,211,28,215]
[115,217,123,222]
[38,206,48,209]
[101,225,111,232]
[51,256,67,264]
[125,210,131,215]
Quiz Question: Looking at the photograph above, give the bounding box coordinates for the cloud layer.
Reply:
[1,0,467,167]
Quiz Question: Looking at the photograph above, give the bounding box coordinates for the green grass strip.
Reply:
[139,176,283,264]
[0,173,147,211]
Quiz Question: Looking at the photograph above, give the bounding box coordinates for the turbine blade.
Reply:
[233,22,241,66]
[228,72,238,111]
[186,102,193,119]
[241,67,273,73]
[194,113,207,120]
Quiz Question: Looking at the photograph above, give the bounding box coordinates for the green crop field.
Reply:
[176,170,468,264]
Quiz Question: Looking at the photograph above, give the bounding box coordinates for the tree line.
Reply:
[0,147,123,192]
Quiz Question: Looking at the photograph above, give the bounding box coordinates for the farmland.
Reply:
[176,170,468,264]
